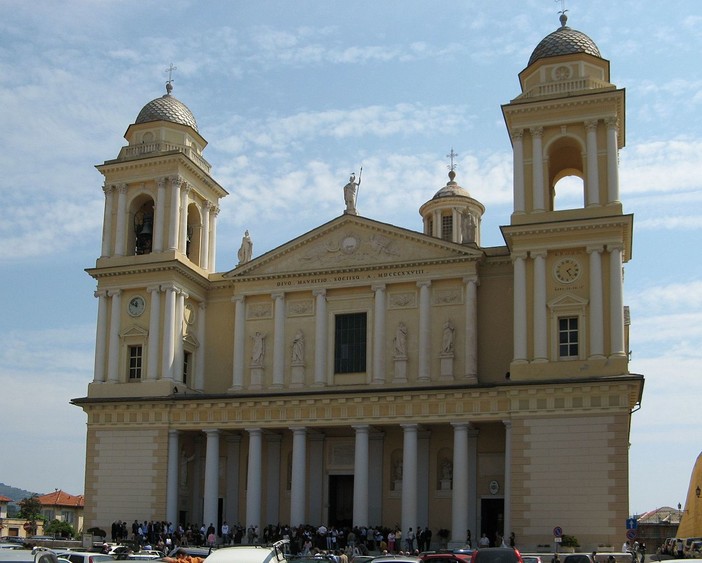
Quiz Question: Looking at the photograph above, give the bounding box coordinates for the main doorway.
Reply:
[480,498,505,546]
[328,475,354,528]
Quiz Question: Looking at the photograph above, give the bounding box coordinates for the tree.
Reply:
[44,520,76,539]
[17,495,43,535]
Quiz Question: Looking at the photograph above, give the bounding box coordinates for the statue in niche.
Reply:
[441,458,453,481]
[237,230,253,264]
[394,321,407,358]
[180,449,195,486]
[251,331,266,366]
[291,329,305,363]
[394,459,403,481]
[461,210,476,244]
[442,319,455,354]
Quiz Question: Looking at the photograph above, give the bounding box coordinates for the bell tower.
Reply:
[88,82,227,398]
[501,14,632,381]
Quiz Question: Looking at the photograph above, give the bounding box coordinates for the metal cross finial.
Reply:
[446,148,459,172]
[555,0,568,16]
[165,63,177,85]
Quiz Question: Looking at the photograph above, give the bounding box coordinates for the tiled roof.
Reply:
[35,490,84,508]
[135,90,198,132]
[529,19,601,66]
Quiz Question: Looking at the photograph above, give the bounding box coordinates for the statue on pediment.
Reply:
[343,172,360,215]
[238,230,253,265]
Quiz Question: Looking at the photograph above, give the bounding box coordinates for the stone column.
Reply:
[401,424,418,539]
[114,184,128,256]
[209,207,219,272]
[245,428,263,533]
[417,281,431,381]
[231,296,245,390]
[463,276,478,382]
[290,427,307,527]
[146,285,161,380]
[203,429,220,532]
[175,290,188,383]
[530,128,545,212]
[153,177,167,253]
[272,292,285,388]
[100,185,114,257]
[162,284,177,381]
[168,177,182,251]
[585,120,600,206]
[433,210,441,238]
[512,130,525,214]
[191,437,203,525]
[372,284,386,384]
[313,289,327,387]
[451,423,469,545]
[467,425,479,541]
[353,425,370,527]
[179,183,190,254]
[513,253,528,363]
[588,246,605,359]
[93,290,108,383]
[106,289,121,382]
[606,117,620,205]
[225,435,241,526]
[201,201,212,270]
[503,420,513,542]
[195,302,206,390]
[532,250,548,362]
[608,244,626,357]
[166,430,179,526]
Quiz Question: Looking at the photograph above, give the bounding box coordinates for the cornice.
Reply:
[86,259,214,291]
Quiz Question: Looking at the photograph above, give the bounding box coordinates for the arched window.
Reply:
[131,196,154,255]
[547,136,585,211]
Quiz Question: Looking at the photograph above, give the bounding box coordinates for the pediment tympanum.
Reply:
[224,215,482,280]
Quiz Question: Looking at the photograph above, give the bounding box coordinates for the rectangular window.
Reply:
[558,317,579,358]
[128,345,143,380]
[334,312,367,373]
[441,215,453,240]
[183,351,192,386]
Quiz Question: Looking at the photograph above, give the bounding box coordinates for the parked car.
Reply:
[420,550,472,563]
[370,556,421,563]
[520,554,543,563]
[203,541,289,563]
[470,548,523,563]
[52,551,115,563]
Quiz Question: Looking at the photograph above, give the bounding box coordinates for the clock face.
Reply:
[554,258,582,284]
[128,296,146,317]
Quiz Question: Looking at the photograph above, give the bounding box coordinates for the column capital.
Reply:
[352,424,371,433]
[203,428,220,438]
[289,426,307,434]
[511,129,524,141]
[585,119,599,131]
[147,285,161,294]
[416,280,432,289]
[271,291,285,301]
[94,289,108,298]
[211,205,221,217]
[107,288,122,297]
[170,176,183,188]
[502,419,513,429]
[450,422,470,431]
[102,184,114,196]
[606,243,624,253]
[400,423,419,432]
[462,275,479,286]
[169,429,180,438]
[587,244,604,254]
[115,183,128,194]
[232,295,245,304]
[605,116,619,129]
[511,251,528,262]
[371,283,386,292]
[157,177,168,189]
[530,249,548,259]
[530,126,543,138]
[246,427,263,436]
[161,283,178,293]
[312,288,327,297]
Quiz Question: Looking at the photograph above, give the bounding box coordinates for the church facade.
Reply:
[74,14,644,551]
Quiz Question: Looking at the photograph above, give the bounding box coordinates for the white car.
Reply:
[204,540,289,563]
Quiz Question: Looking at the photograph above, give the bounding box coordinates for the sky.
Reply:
[1,0,701,521]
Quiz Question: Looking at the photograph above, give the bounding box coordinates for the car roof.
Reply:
[204,546,286,563]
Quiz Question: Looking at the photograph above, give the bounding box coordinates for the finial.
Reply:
[446,148,458,183]
[164,63,177,95]
[555,0,568,27]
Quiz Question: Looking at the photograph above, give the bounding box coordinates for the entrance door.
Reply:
[480,498,504,546]
[328,475,354,528]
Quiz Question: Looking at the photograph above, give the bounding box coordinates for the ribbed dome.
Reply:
[528,14,601,66]
[433,170,471,200]
[135,83,198,132]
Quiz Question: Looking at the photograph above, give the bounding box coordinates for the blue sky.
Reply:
[1,0,701,520]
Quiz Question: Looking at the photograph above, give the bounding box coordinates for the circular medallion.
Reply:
[489,480,500,495]
[341,235,359,254]
[553,65,572,81]
[128,295,146,317]
[554,257,582,284]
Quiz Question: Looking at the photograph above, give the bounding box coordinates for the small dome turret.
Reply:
[135,82,199,131]
[528,13,601,66]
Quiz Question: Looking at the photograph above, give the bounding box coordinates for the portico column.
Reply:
[606,117,620,204]
[245,428,263,533]
[608,244,626,357]
[463,276,478,381]
[201,201,212,270]
[179,183,190,254]
[168,177,182,251]
[153,177,166,253]
[100,185,114,257]
[532,250,548,362]
[372,284,386,384]
[166,430,179,526]
[585,120,600,206]
[203,429,220,531]
[313,289,327,386]
[530,128,545,212]
[106,289,121,382]
[290,427,307,527]
[114,184,128,256]
[162,284,177,380]
[272,292,285,388]
[513,253,528,363]
[451,423,469,545]
[195,302,206,390]
[209,207,219,271]
[512,130,525,214]
[588,246,605,359]
[353,425,370,527]
[503,420,513,540]
[401,424,418,538]
[467,425,479,541]
[93,290,108,383]
[417,281,431,381]
[231,296,245,390]
[146,285,161,380]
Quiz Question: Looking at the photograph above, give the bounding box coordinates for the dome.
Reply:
[528,14,601,66]
[135,83,199,132]
[433,170,471,200]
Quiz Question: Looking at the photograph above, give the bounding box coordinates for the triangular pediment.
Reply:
[548,293,589,308]
[224,214,483,280]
